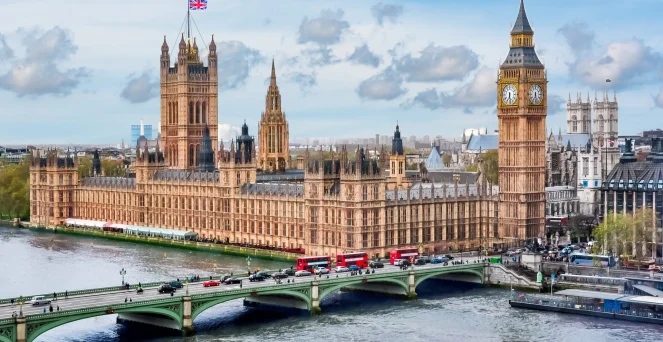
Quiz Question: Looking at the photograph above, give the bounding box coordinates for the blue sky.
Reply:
[1,0,662,145]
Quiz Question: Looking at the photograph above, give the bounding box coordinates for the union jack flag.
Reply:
[189,0,207,10]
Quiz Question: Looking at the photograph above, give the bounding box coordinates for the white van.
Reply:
[393,259,406,266]
[30,296,51,306]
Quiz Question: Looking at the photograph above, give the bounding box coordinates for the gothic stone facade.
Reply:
[29,14,517,257]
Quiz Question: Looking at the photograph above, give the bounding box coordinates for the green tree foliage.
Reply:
[406,162,419,171]
[591,209,658,258]
[464,164,478,172]
[77,157,92,177]
[482,149,499,185]
[0,160,30,220]
[442,154,452,167]
[102,159,127,177]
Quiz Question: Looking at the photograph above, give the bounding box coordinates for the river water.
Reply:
[1,225,663,342]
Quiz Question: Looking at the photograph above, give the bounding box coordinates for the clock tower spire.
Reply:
[497,0,547,246]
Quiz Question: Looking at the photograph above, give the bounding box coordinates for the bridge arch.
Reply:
[414,268,484,289]
[191,289,312,321]
[26,306,182,342]
[0,327,12,342]
[318,277,409,303]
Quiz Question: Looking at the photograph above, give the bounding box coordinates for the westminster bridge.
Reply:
[0,262,537,342]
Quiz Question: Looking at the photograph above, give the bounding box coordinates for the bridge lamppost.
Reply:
[120,268,127,286]
[185,278,189,295]
[18,296,23,318]
[246,256,251,275]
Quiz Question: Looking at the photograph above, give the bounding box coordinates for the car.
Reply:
[158,285,176,294]
[295,270,311,277]
[418,256,431,263]
[444,254,454,260]
[30,296,51,306]
[335,266,350,272]
[272,272,289,279]
[414,258,426,266]
[430,257,443,264]
[348,265,360,271]
[401,260,412,267]
[203,280,220,287]
[223,277,241,285]
[254,271,272,279]
[221,275,232,282]
[166,281,184,289]
[315,267,330,275]
[393,259,406,266]
[283,268,296,276]
[249,274,266,282]
[369,261,384,268]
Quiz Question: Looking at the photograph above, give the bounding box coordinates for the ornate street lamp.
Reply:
[18,296,23,317]
[120,268,127,286]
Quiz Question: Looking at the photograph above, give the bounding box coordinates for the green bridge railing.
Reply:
[0,270,280,305]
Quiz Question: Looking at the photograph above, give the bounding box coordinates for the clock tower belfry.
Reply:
[497,0,547,245]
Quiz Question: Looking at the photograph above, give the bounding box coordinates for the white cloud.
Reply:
[0,26,90,97]
[218,124,241,142]
[654,89,663,108]
[217,41,264,90]
[558,22,662,90]
[371,3,404,26]
[0,33,13,61]
[120,70,158,104]
[347,44,381,67]
[401,67,494,111]
[547,94,566,115]
[297,9,349,46]
[393,44,479,82]
[356,67,407,101]
[286,72,317,93]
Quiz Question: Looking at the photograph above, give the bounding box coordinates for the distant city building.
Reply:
[131,120,152,149]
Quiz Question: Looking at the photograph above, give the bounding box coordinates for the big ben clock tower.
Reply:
[497,0,546,245]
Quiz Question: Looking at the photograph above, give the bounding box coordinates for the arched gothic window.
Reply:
[597,115,604,133]
[188,145,194,166]
[195,102,200,124]
[571,115,577,132]
[202,102,207,124]
[189,102,194,124]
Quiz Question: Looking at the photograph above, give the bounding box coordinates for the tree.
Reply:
[442,154,452,167]
[482,149,498,185]
[0,160,30,220]
[567,214,594,243]
[77,157,92,177]
[465,164,478,172]
[102,159,127,177]
[592,209,658,258]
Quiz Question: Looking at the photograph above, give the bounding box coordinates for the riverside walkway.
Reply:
[0,262,487,342]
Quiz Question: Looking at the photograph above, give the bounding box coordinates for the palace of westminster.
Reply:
[29,2,552,257]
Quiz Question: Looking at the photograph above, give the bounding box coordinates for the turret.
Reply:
[208,34,217,72]
[160,35,169,76]
[178,33,187,66]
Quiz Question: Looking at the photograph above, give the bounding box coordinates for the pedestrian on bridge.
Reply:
[53,292,57,301]
[125,297,128,303]
[56,306,60,311]
[65,291,68,299]
[239,280,242,289]
[43,308,46,313]
[49,305,53,312]
[10,298,14,305]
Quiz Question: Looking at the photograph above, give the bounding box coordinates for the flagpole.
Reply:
[187,0,191,40]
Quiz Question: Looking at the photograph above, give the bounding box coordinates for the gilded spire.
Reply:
[511,0,533,35]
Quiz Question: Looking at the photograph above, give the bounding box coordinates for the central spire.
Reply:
[270,58,277,88]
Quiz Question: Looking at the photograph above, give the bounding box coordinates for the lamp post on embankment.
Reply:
[120,268,126,286]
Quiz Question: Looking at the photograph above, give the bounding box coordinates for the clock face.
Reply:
[529,84,543,105]
[501,84,517,105]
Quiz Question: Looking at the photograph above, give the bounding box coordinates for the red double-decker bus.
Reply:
[389,248,419,264]
[296,256,331,271]
[336,252,369,268]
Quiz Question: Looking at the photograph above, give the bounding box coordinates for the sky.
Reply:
[1,0,662,145]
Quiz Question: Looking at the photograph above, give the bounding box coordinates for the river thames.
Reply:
[1,225,662,342]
